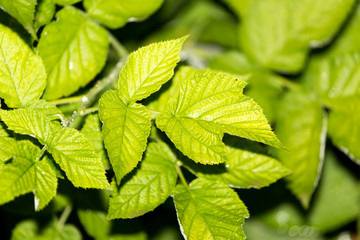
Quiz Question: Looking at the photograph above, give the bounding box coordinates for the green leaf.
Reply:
[84,0,163,29]
[308,150,360,232]
[99,90,151,182]
[38,6,109,99]
[34,0,55,30]
[303,52,360,105]
[0,0,37,38]
[222,0,254,17]
[118,37,186,103]
[0,136,16,162]
[327,96,360,164]
[78,209,110,239]
[156,71,281,165]
[241,0,355,73]
[209,51,283,122]
[54,0,81,5]
[146,66,203,112]
[81,114,109,169]
[0,24,46,108]
[108,142,178,219]
[109,233,147,240]
[0,140,57,210]
[174,178,249,240]
[11,220,38,240]
[276,90,327,208]
[0,109,110,189]
[25,100,62,118]
[190,146,290,189]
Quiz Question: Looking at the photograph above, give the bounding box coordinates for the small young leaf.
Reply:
[34,0,55,30]
[78,209,111,239]
[81,114,110,169]
[188,146,291,189]
[0,24,46,108]
[0,140,57,210]
[0,109,110,189]
[327,96,360,164]
[0,0,37,38]
[156,71,281,165]
[276,90,327,208]
[118,36,186,103]
[38,6,109,99]
[241,0,355,73]
[99,90,151,182]
[174,178,249,240]
[11,220,38,240]
[84,0,163,29]
[108,142,178,219]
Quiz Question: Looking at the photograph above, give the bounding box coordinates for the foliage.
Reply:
[0,0,359,239]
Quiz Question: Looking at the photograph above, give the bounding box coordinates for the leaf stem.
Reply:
[49,96,83,105]
[108,32,129,57]
[35,145,47,161]
[82,107,99,116]
[57,205,72,230]
[175,162,190,190]
[276,76,301,90]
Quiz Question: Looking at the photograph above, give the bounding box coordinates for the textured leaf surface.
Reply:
[81,114,109,169]
[241,0,355,72]
[193,146,290,189]
[0,24,46,108]
[99,90,151,182]
[108,142,177,219]
[0,0,36,38]
[0,141,57,210]
[0,109,110,189]
[174,178,249,240]
[308,151,360,232]
[0,136,16,162]
[38,6,109,99]
[118,37,186,103]
[327,96,360,164]
[25,100,62,118]
[276,90,326,208]
[156,71,281,164]
[303,52,360,105]
[78,209,110,239]
[84,0,163,29]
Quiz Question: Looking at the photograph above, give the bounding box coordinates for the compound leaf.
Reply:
[241,0,355,73]
[327,96,360,164]
[156,71,281,165]
[0,0,37,38]
[118,37,186,103]
[0,140,57,210]
[0,24,46,108]
[99,90,151,183]
[0,109,110,189]
[38,6,109,99]
[108,142,178,219]
[174,178,249,240]
[84,0,163,29]
[276,90,327,208]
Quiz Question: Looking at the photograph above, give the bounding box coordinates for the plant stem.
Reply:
[108,32,129,57]
[82,107,99,116]
[49,96,83,105]
[35,145,47,161]
[175,162,190,190]
[57,205,72,230]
